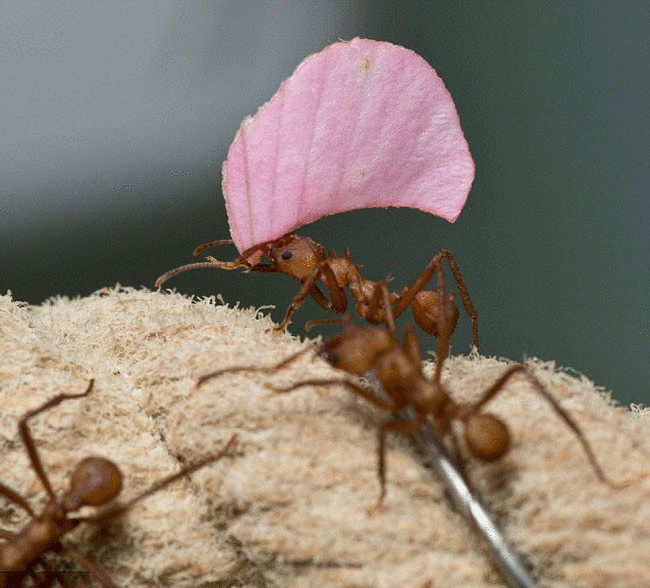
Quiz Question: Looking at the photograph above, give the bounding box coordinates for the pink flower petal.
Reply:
[223,38,474,253]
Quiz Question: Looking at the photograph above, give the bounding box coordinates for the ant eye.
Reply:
[281,251,293,260]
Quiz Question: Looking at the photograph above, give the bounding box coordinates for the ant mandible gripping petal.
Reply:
[223,38,475,254]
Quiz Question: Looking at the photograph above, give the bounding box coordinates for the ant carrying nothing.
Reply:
[196,264,623,514]
[0,380,237,587]
[155,232,479,350]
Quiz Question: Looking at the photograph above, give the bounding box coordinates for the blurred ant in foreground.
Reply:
[155,232,479,350]
[197,267,623,513]
[0,380,237,587]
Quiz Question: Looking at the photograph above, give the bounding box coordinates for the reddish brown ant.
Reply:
[197,269,622,514]
[155,232,479,349]
[0,380,237,587]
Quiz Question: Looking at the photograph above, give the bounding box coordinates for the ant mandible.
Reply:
[0,379,237,587]
[155,232,479,349]
[196,269,621,514]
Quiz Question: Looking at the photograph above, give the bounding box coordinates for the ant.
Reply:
[196,267,622,514]
[155,232,479,349]
[0,379,237,587]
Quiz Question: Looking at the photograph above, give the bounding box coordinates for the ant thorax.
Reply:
[325,255,358,287]
[372,347,421,397]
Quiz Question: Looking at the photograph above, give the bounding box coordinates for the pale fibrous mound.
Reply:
[1,287,648,587]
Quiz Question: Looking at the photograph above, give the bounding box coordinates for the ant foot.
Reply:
[366,501,384,516]
[264,326,286,336]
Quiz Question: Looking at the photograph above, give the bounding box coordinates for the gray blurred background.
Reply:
[1,1,647,405]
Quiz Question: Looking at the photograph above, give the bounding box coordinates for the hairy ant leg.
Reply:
[197,314,391,391]
[304,317,347,332]
[424,270,615,485]
[270,378,397,412]
[364,281,397,335]
[18,379,95,499]
[431,266,455,386]
[392,248,478,349]
[457,364,624,487]
[271,375,416,513]
[0,482,34,517]
[275,258,347,331]
[401,323,422,368]
[369,412,426,514]
[305,280,396,335]
[196,344,319,388]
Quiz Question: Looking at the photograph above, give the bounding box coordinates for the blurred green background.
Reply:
[1,2,647,405]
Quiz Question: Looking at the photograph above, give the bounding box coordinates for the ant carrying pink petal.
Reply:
[156,39,478,348]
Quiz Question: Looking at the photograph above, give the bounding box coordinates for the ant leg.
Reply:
[392,249,479,350]
[402,324,422,367]
[368,412,426,515]
[391,252,443,318]
[271,377,427,512]
[439,250,479,350]
[0,481,34,517]
[316,262,347,313]
[366,281,397,335]
[305,317,347,332]
[19,380,95,499]
[77,434,237,524]
[465,364,623,487]
[275,261,347,331]
[196,345,318,388]
[433,269,454,386]
[61,545,117,588]
[462,364,526,415]
[275,261,327,331]
[196,365,270,387]
[271,378,397,412]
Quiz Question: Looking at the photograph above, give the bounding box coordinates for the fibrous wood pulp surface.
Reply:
[0,288,648,587]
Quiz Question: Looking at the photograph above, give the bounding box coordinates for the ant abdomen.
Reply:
[464,414,510,462]
[323,326,393,376]
[62,456,123,511]
[412,290,459,338]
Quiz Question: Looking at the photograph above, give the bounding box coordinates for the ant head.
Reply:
[412,290,459,338]
[464,413,510,462]
[262,233,326,280]
[62,456,123,512]
[321,325,392,376]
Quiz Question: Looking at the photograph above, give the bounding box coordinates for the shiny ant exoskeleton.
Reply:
[0,380,237,587]
[196,268,622,514]
[155,232,479,349]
